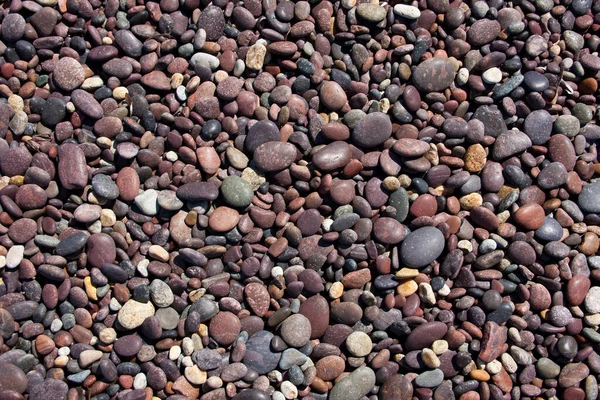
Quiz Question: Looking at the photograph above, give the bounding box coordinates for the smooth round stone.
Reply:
[312,141,352,171]
[535,217,563,242]
[279,348,307,370]
[221,176,254,208]
[554,115,580,138]
[8,218,37,244]
[92,174,119,200]
[193,349,223,370]
[197,5,225,41]
[389,188,409,223]
[585,286,600,314]
[114,335,143,357]
[209,311,241,346]
[55,231,88,256]
[253,142,297,171]
[482,67,502,84]
[53,57,85,91]
[280,314,311,347]
[567,275,591,306]
[356,3,386,21]
[0,146,32,176]
[412,58,456,93]
[557,336,578,359]
[320,81,347,111]
[415,369,444,388]
[492,130,532,159]
[345,331,372,357]
[400,227,445,268]
[524,110,553,145]
[405,322,448,350]
[329,367,376,400]
[245,120,280,153]
[243,330,282,374]
[537,162,568,189]
[28,379,68,400]
[299,295,330,339]
[373,217,405,244]
[352,112,392,148]
[523,71,549,92]
[232,390,270,400]
[548,305,572,327]
[578,183,600,213]
[0,362,28,393]
[2,14,26,43]
[537,357,561,378]
[157,190,183,210]
[296,209,322,236]
[208,206,240,232]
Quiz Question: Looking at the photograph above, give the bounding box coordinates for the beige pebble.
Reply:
[396,280,418,297]
[329,282,344,299]
[421,348,440,368]
[185,365,207,385]
[148,245,169,262]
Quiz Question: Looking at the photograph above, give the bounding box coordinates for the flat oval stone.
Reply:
[53,57,84,91]
[578,183,600,213]
[524,110,552,145]
[0,362,28,393]
[412,58,456,93]
[55,231,88,256]
[280,314,312,347]
[245,120,280,153]
[329,367,376,400]
[312,141,352,171]
[400,227,445,268]
[352,112,392,148]
[492,130,532,160]
[58,143,88,190]
[467,19,501,47]
[405,321,448,350]
[243,330,281,374]
[177,182,219,201]
[253,142,297,171]
[373,217,405,244]
[0,146,32,177]
[221,176,254,208]
[535,217,563,242]
[71,89,104,119]
[299,295,330,339]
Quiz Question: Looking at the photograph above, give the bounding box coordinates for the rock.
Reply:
[400,227,445,268]
[352,112,392,148]
[280,314,312,347]
[118,300,156,329]
[243,330,282,374]
[221,176,254,207]
[329,367,376,400]
[412,58,456,92]
[53,57,84,91]
[58,143,88,190]
[253,142,297,171]
[578,183,600,213]
[0,362,28,393]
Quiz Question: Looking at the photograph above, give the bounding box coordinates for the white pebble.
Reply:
[271,266,284,278]
[5,245,24,269]
[133,373,147,389]
[501,353,518,374]
[393,4,421,19]
[482,67,503,84]
[169,345,182,360]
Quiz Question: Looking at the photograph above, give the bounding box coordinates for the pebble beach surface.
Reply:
[0,0,600,399]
